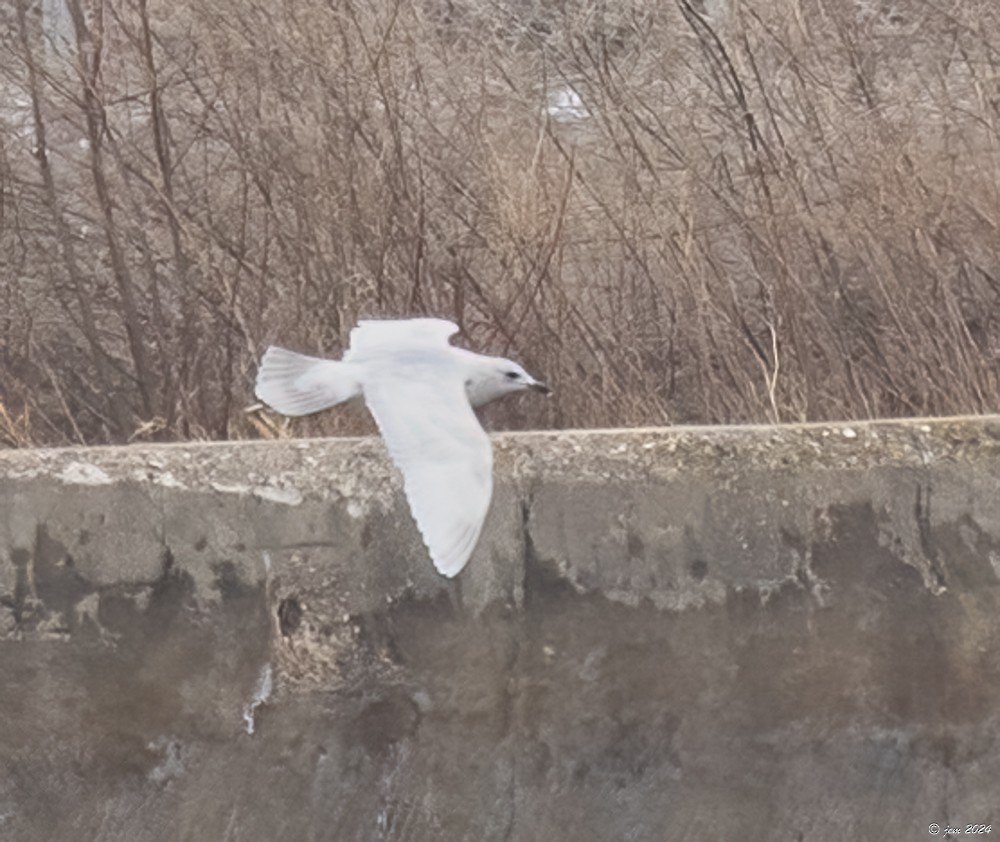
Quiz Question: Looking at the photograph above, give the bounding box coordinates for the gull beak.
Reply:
[530,380,551,395]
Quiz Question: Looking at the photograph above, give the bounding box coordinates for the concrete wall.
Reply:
[1,417,999,841]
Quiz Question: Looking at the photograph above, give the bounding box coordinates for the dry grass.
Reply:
[0,399,33,448]
[2,0,1000,446]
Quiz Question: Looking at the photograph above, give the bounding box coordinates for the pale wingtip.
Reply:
[427,525,480,578]
[432,557,468,578]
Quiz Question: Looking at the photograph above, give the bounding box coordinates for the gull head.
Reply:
[466,356,550,407]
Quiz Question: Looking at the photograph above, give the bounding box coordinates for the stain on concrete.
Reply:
[277,596,304,637]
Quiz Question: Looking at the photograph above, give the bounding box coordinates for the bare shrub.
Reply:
[1,0,999,446]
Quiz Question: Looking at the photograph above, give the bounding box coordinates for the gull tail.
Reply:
[254,346,362,417]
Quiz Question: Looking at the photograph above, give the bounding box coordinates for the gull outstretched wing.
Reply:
[345,318,459,362]
[362,360,492,578]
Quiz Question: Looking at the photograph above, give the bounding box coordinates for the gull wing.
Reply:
[362,363,492,578]
[345,318,459,362]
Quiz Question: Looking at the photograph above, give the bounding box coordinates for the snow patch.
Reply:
[58,462,113,485]
[346,500,367,519]
[243,664,273,736]
[547,83,589,122]
[253,485,304,506]
[154,472,186,489]
[211,481,252,496]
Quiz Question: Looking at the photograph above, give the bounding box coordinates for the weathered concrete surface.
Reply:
[1,417,999,841]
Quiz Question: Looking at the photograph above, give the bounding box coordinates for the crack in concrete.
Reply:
[915,482,948,592]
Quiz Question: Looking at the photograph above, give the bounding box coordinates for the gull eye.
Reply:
[505,371,520,380]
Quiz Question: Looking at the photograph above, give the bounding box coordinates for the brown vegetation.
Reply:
[2,0,999,447]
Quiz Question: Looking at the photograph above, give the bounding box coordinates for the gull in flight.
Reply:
[254,318,549,577]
